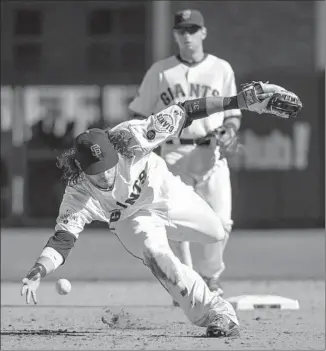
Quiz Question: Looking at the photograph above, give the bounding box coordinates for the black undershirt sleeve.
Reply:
[45,230,77,263]
[179,96,239,128]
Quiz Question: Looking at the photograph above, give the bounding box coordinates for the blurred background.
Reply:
[0,0,325,283]
[1,0,324,229]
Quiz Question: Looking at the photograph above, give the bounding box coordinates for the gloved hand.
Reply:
[214,125,240,155]
[21,265,43,304]
[237,81,303,118]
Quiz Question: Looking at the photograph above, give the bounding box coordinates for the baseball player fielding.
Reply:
[20,83,301,338]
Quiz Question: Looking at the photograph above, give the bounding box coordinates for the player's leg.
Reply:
[169,240,193,268]
[165,182,239,334]
[166,171,230,302]
[112,209,239,336]
[161,144,197,271]
[168,240,193,307]
[162,145,231,297]
[192,158,233,290]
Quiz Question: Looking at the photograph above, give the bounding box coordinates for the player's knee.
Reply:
[214,231,225,242]
[201,227,223,243]
[144,239,162,262]
[211,217,232,242]
[221,218,233,237]
[211,221,227,242]
[143,240,181,284]
[143,238,164,256]
[205,215,231,243]
[143,239,170,270]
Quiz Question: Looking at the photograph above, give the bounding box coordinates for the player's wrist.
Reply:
[25,263,46,280]
[28,255,56,279]
[182,96,240,123]
[236,92,248,110]
[222,96,240,111]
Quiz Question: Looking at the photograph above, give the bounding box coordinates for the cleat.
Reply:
[206,315,240,338]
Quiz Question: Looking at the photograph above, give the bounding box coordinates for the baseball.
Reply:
[55,279,72,295]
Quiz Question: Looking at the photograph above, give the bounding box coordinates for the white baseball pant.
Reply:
[162,144,233,280]
[111,175,238,327]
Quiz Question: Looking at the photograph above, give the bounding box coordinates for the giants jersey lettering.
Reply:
[55,104,186,237]
[129,54,241,139]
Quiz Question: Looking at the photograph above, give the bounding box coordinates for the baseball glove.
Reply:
[197,125,241,157]
[213,125,240,155]
[237,81,303,119]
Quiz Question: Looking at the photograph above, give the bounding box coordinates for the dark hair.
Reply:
[56,129,134,187]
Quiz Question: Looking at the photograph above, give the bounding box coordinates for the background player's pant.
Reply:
[191,158,233,279]
[112,185,238,327]
[162,144,233,280]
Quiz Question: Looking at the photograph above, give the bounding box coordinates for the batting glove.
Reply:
[21,265,43,304]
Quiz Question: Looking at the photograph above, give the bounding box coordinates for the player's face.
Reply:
[173,25,206,52]
[86,166,117,190]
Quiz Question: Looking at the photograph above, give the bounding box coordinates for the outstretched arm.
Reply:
[20,231,76,304]
[181,93,270,125]
[126,81,301,158]
[181,81,302,125]
[20,189,93,304]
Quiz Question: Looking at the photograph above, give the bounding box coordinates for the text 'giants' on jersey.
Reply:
[160,83,220,106]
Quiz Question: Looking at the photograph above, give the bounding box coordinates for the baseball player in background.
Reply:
[129,9,242,297]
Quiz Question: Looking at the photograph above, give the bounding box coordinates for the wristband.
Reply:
[38,247,64,270]
[236,92,248,110]
[223,96,240,110]
[183,98,208,119]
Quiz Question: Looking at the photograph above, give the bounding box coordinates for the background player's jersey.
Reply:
[55,104,187,237]
[129,54,241,139]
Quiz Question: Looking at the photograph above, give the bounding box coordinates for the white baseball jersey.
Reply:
[129,54,241,280]
[42,101,240,328]
[55,104,188,238]
[129,54,241,139]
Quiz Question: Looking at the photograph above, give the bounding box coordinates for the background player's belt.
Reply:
[166,138,211,146]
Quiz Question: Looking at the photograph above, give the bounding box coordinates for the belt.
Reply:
[166,138,212,146]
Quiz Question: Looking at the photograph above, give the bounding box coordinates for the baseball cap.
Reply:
[74,128,119,175]
[173,9,204,29]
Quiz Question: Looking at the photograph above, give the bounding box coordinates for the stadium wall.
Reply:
[1,1,324,228]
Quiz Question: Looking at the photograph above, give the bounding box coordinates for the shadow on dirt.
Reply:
[0,329,109,336]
